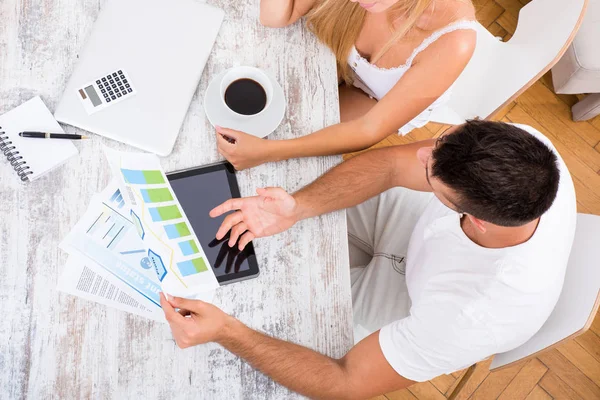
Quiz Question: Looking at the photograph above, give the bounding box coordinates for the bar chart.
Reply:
[140,188,174,203]
[107,154,219,297]
[121,169,165,185]
[149,205,182,222]
[109,189,126,209]
[177,257,208,276]
[178,240,200,256]
[164,222,191,239]
[86,203,131,250]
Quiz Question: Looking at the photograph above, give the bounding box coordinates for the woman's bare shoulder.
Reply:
[416,0,477,32]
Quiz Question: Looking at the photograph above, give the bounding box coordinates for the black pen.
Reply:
[219,133,237,144]
[19,131,89,140]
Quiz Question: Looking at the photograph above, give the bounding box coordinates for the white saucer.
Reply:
[203,69,286,138]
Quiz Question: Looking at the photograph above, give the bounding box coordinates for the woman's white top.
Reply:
[347,20,479,135]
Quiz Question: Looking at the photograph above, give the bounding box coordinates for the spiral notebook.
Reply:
[0,96,78,182]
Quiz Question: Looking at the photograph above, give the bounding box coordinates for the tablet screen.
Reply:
[168,163,259,284]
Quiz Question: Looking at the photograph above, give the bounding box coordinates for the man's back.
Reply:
[379,124,577,382]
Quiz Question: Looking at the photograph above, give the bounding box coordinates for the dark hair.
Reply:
[431,120,560,227]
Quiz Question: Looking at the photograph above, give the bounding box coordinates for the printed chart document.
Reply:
[104,147,219,298]
[59,181,215,322]
[58,255,166,322]
[61,184,166,308]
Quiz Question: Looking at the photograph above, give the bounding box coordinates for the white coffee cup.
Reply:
[219,66,273,118]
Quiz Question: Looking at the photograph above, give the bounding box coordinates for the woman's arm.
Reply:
[273,30,477,158]
[216,29,475,170]
[259,0,317,28]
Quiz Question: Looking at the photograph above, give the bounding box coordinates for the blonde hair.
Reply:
[307,0,434,83]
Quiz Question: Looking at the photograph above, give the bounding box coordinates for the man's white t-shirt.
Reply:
[378,124,577,382]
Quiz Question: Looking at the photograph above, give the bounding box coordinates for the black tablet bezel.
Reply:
[167,162,260,285]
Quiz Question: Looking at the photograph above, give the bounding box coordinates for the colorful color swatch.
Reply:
[121,169,165,185]
[177,257,208,276]
[164,222,191,239]
[141,188,174,203]
[149,205,182,222]
[178,240,199,256]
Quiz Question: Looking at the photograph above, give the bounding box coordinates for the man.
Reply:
[160,120,576,399]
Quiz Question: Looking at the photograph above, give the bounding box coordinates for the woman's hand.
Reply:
[216,126,276,170]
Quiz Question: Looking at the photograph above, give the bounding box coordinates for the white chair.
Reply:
[448,213,600,399]
[430,0,588,125]
[551,0,600,121]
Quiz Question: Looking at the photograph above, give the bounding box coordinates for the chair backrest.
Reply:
[490,213,600,370]
[429,0,588,125]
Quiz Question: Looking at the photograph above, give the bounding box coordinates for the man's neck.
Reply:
[460,216,540,249]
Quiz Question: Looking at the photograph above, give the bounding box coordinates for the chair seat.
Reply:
[552,0,600,94]
[572,2,600,70]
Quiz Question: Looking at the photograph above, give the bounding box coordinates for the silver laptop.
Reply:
[55,0,224,156]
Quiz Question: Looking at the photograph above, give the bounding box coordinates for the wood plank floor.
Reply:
[353,0,600,398]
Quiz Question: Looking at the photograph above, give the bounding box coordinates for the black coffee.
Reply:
[224,78,267,115]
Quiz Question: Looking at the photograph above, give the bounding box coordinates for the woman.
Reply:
[216,0,477,170]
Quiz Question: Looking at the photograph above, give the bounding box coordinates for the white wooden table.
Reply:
[0,0,353,398]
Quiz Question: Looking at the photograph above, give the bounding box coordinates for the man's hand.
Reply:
[210,187,299,250]
[161,291,415,398]
[160,293,235,348]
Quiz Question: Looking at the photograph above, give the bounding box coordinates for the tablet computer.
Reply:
[167,162,259,285]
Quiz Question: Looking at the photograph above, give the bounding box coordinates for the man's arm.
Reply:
[161,294,415,400]
[293,140,433,220]
[210,141,433,249]
[220,321,414,400]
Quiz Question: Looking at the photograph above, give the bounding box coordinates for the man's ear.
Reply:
[466,214,486,234]
[416,146,433,168]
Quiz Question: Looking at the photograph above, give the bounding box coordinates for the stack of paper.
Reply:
[58,149,220,322]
